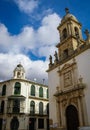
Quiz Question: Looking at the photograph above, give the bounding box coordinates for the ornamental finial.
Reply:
[65,8,69,14]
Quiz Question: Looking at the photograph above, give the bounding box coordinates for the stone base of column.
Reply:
[50,127,66,130]
[79,126,90,130]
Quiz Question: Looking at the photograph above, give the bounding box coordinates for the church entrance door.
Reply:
[66,105,79,130]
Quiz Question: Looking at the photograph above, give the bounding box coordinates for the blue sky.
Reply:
[0,0,90,84]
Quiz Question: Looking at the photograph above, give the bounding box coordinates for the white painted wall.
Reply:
[76,49,90,125]
[48,67,60,124]
[48,48,90,125]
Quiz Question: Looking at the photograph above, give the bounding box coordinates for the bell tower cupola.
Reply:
[47,8,89,70]
[13,63,25,79]
[57,8,83,42]
[56,8,85,61]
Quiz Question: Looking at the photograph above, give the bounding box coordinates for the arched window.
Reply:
[39,102,43,115]
[74,27,79,38]
[2,84,6,96]
[62,28,67,39]
[14,82,21,95]
[39,87,43,97]
[64,49,69,58]
[31,85,35,96]
[47,89,49,98]
[1,101,4,113]
[30,101,35,115]
[17,72,20,78]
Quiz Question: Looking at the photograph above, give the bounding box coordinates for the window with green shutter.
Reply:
[2,85,6,96]
[31,85,35,96]
[14,82,21,95]
[39,87,43,97]
[47,89,49,98]
[39,102,43,115]
[30,101,35,114]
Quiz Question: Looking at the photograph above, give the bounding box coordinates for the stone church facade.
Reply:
[0,64,49,130]
[47,8,90,130]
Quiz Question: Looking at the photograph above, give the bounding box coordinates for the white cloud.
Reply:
[13,0,53,20]
[0,53,48,84]
[38,45,57,61]
[14,0,39,14]
[0,24,36,53]
[0,13,61,56]
[37,13,60,45]
[0,13,61,83]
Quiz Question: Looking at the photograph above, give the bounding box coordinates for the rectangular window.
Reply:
[38,119,44,129]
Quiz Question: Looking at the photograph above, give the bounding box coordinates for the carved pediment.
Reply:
[61,63,71,71]
[58,62,78,89]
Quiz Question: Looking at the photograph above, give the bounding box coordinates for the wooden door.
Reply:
[66,105,79,130]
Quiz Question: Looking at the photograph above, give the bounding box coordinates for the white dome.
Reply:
[61,13,78,23]
[13,64,25,79]
[14,64,25,72]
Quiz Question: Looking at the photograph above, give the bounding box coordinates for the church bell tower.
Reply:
[57,8,85,61]
[13,63,25,79]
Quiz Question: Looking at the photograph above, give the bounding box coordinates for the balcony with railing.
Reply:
[7,106,25,114]
[7,95,25,114]
[30,107,49,116]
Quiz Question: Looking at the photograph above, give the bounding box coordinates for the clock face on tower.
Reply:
[64,70,72,87]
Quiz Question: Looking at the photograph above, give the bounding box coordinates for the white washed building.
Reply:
[0,64,49,130]
[47,8,90,130]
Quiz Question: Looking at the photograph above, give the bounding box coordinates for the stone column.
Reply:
[70,22,75,36]
[78,94,89,127]
[81,96,88,125]
[56,99,61,127]
[67,21,72,36]
[79,126,90,130]
[36,118,38,130]
[44,118,47,129]
[78,96,89,130]
[60,101,63,127]
[78,97,83,126]
[78,26,82,39]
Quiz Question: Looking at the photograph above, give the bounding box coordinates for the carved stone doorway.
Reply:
[66,105,79,130]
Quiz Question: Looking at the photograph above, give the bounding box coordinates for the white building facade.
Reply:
[0,64,49,130]
[47,8,90,130]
